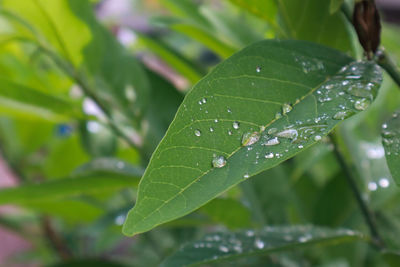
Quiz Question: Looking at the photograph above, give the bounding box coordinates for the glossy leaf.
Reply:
[228,0,279,30]
[0,78,83,121]
[161,226,364,267]
[123,40,382,236]
[2,0,150,121]
[0,172,140,205]
[277,0,354,53]
[382,109,400,185]
[138,34,203,84]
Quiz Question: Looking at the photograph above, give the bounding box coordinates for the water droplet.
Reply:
[314,135,322,141]
[195,129,201,137]
[298,145,304,149]
[264,152,274,159]
[214,119,219,123]
[276,129,298,140]
[275,112,282,119]
[263,137,280,146]
[219,245,229,253]
[228,130,233,135]
[210,127,214,132]
[333,110,355,120]
[368,182,378,191]
[227,108,232,113]
[267,128,278,135]
[256,66,261,73]
[282,103,292,115]
[233,121,240,129]
[246,230,255,237]
[242,132,261,146]
[201,98,207,104]
[382,123,388,129]
[354,98,370,111]
[243,173,250,179]
[212,156,227,168]
[379,178,390,188]
[254,238,265,249]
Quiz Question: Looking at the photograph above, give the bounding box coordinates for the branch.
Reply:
[330,135,386,249]
[42,216,73,260]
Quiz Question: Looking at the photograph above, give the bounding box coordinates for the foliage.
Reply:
[0,0,399,266]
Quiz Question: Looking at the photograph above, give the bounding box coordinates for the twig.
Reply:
[330,135,385,249]
[42,216,73,260]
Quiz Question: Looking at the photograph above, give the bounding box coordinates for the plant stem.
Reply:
[42,216,73,260]
[377,50,400,88]
[330,135,385,249]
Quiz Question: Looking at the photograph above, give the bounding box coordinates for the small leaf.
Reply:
[382,109,400,185]
[123,40,382,236]
[0,171,140,205]
[0,78,83,121]
[277,0,354,53]
[160,226,365,267]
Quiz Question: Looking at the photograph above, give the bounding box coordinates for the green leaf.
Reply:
[0,78,83,121]
[330,0,345,14]
[138,34,203,84]
[0,172,140,205]
[169,23,237,59]
[160,226,365,267]
[227,0,278,29]
[123,39,382,236]
[3,0,150,121]
[277,0,355,53]
[382,109,400,185]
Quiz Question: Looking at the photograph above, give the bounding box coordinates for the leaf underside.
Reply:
[161,226,364,267]
[123,40,382,236]
[382,109,400,185]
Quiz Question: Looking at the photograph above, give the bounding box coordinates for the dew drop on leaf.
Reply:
[276,129,298,140]
[243,173,250,179]
[333,110,355,120]
[264,152,274,159]
[194,129,201,137]
[262,137,280,146]
[314,135,322,141]
[275,112,282,119]
[254,238,265,249]
[219,245,229,253]
[212,156,227,168]
[282,103,292,115]
[233,121,240,129]
[242,132,261,146]
[354,98,370,111]
[256,66,261,73]
[267,128,277,135]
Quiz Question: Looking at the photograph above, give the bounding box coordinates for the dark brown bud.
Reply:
[353,1,381,59]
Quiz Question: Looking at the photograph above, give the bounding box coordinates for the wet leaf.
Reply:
[382,109,400,185]
[123,40,382,236]
[161,226,364,267]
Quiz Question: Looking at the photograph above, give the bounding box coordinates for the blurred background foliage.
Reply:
[0,0,399,266]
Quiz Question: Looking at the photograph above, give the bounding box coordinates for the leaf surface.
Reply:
[161,226,364,267]
[382,109,400,185]
[123,40,382,236]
